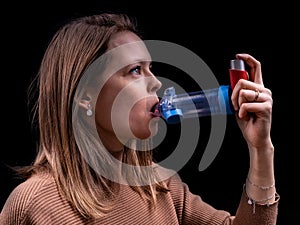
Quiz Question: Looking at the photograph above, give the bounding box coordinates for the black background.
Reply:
[1,1,299,224]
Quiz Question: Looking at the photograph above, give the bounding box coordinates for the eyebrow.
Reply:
[131,60,152,65]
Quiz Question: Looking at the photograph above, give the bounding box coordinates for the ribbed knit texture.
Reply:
[0,173,279,225]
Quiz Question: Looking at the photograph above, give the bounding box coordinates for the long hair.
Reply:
[22,13,169,219]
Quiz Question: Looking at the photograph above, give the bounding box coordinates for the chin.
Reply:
[148,118,159,137]
[131,119,159,140]
[133,130,152,140]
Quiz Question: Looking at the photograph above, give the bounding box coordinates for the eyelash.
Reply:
[130,66,142,75]
[129,63,152,76]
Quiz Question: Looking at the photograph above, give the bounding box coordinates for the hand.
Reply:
[231,53,273,149]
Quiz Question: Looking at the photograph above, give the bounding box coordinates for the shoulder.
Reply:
[4,173,56,204]
[7,173,56,204]
[153,163,189,200]
[153,163,185,190]
[1,173,86,224]
[0,173,58,223]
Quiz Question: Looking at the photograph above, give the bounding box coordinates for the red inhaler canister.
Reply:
[229,59,249,89]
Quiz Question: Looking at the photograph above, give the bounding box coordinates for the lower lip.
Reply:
[150,112,161,118]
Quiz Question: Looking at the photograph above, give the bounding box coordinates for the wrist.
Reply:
[249,145,274,176]
[244,176,277,214]
[248,140,274,155]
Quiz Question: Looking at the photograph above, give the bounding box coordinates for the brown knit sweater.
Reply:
[0,172,279,225]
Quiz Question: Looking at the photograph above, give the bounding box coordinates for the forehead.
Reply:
[107,31,151,64]
[108,31,142,49]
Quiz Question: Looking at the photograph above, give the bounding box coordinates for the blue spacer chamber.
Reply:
[159,85,234,124]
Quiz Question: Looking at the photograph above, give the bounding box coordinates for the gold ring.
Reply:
[253,89,260,101]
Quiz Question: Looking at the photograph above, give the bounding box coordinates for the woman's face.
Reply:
[95,31,162,150]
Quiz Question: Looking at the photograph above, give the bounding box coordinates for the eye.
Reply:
[130,66,141,75]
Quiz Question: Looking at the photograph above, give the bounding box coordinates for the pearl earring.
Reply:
[86,103,93,116]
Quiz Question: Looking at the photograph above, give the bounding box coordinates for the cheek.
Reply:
[95,76,156,140]
[95,91,145,137]
[95,76,123,131]
[95,83,117,131]
[95,95,113,130]
[129,101,152,139]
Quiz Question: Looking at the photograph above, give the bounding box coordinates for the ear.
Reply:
[78,99,90,110]
[78,92,93,110]
[79,96,93,117]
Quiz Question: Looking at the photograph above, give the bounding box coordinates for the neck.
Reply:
[96,127,125,161]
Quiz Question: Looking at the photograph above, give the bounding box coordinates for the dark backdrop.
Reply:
[1,1,298,224]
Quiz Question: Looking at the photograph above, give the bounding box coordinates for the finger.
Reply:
[231,80,264,110]
[238,89,263,107]
[237,100,273,120]
[236,87,271,111]
[253,89,260,102]
[235,53,263,85]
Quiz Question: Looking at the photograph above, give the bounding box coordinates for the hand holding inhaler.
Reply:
[154,59,249,124]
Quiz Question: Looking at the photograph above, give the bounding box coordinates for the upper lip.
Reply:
[150,102,158,113]
[149,96,159,113]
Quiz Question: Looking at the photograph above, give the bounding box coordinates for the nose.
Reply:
[147,75,162,93]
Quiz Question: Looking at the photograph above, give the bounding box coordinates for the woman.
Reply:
[0,13,279,224]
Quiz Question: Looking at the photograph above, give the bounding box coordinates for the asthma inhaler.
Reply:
[154,85,234,124]
[153,58,248,124]
[229,59,248,89]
